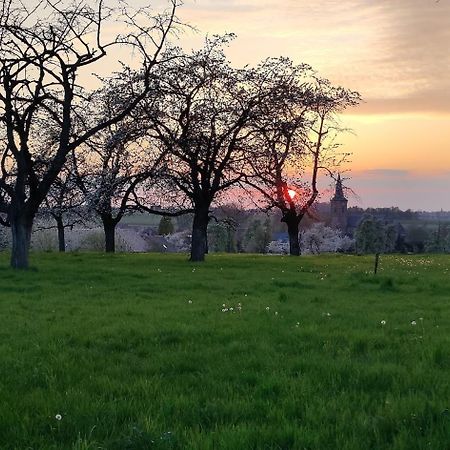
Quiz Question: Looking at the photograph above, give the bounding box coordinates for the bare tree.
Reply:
[245,68,360,255]
[137,35,265,261]
[0,0,179,268]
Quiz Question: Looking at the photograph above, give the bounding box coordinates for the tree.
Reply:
[301,223,353,254]
[425,223,449,253]
[355,216,388,254]
[39,156,86,252]
[208,222,228,252]
[74,77,170,253]
[355,216,398,274]
[0,221,8,250]
[243,217,271,253]
[384,223,398,253]
[0,0,179,268]
[138,35,264,262]
[158,216,174,235]
[244,64,360,256]
[405,225,429,253]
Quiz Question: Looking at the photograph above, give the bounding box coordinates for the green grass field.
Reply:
[0,252,449,450]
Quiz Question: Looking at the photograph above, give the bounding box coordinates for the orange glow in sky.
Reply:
[96,1,450,210]
[173,0,450,210]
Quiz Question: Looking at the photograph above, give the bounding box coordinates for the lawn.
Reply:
[0,252,449,449]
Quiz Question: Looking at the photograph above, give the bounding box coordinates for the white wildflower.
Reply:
[55,414,62,421]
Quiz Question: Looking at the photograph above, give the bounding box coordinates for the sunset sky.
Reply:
[172,0,450,210]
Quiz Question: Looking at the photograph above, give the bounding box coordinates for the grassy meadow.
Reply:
[0,252,449,449]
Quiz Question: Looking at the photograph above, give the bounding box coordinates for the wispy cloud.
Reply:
[179,0,450,114]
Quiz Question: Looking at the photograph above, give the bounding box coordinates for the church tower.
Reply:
[330,174,348,233]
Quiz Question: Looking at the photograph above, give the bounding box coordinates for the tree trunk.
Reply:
[10,212,34,269]
[101,215,116,253]
[56,216,66,252]
[190,205,209,262]
[287,219,301,256]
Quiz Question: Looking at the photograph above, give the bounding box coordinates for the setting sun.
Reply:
[287,189,297,200]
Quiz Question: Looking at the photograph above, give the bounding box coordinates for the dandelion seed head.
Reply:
[55,414,62,421]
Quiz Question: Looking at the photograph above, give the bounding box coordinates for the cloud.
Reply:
[182,0,264,13]
[178,0,450,114]
[354,91,450,115]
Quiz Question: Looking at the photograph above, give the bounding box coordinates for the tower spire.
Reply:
[329,174,348,233]
[332,174,346,201]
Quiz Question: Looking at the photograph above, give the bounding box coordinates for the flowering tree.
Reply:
[0,0,179,268]
[301,223,353,254]
[73,76,171,253]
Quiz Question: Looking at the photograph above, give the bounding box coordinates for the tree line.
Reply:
[0,0,360,269]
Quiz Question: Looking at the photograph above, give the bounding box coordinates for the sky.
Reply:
[172,0,450,210]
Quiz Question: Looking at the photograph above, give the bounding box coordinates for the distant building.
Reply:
[329,174,348,233]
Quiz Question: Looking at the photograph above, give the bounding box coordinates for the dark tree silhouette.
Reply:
[0,0,179,268]
[245,68,360,255]
[138,36,265,262]
[40,155,86,252]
